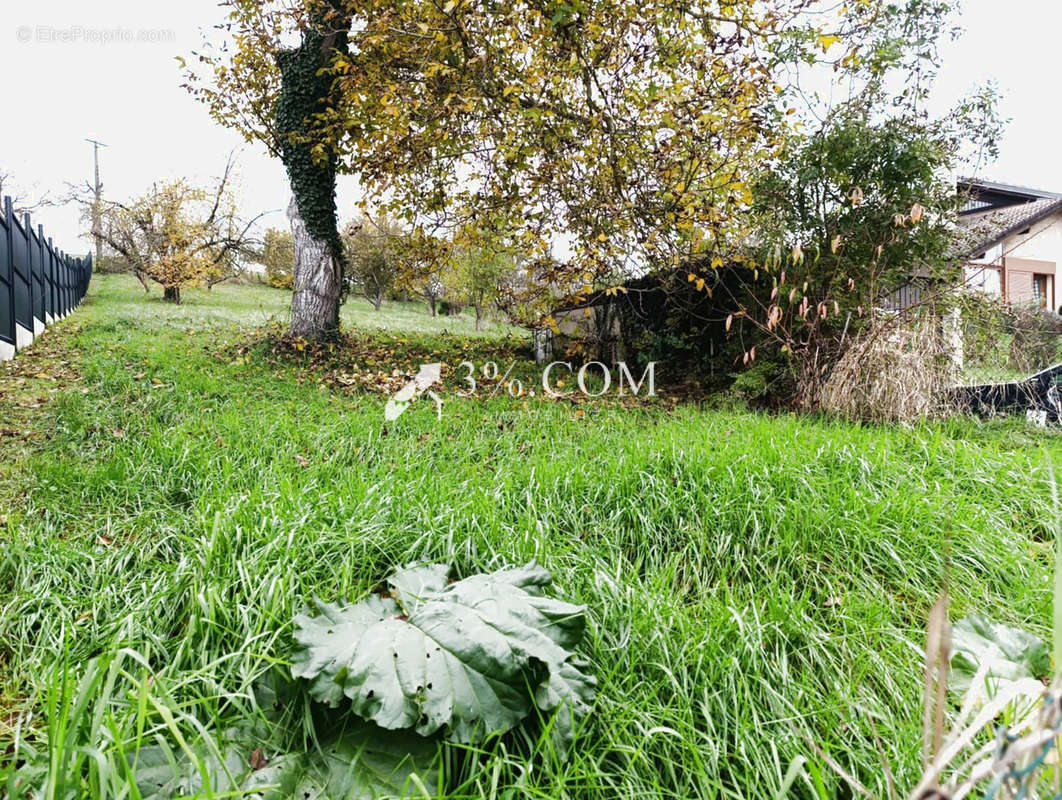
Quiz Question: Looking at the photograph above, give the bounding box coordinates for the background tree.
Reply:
[185,0,351,338]
[323,0,817,320]
[98,165,260,303]
[0,169,54,216]
[259,227,295,290]
[342,214,403,310]
[447,245,514,331]
[411,274,445,318]
[189,0,844,334]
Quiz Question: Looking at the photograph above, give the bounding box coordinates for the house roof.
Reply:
[958,177,1062,216]
[958,177,1062,201]
[957,196,1062,259]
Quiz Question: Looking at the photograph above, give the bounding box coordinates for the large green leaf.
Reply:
[132,725,287,800]
[949,614,1050,696]
[295,721,440,799]
[534,657,597,757]
[292,562,595,748]
[132,719,439,800]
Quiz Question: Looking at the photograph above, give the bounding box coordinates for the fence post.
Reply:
[22,213,35,343]
[0,196,13,360]
[45,236,54,324]
[12,201,32,351]
[27,215,42,340]
[38,224,49,327]
[58,249,66,317]
[61,248,68,316]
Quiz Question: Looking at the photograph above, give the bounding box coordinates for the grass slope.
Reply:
[0,274,1058,798]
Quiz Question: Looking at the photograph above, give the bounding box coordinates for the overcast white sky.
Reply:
[0,0,1058,252]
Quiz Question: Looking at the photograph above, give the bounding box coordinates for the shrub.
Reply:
[819,312,960,422]
[1007,304,1062,375]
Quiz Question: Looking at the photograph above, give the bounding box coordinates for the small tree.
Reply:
[418,276,445,317]
[260,227,295,289]
[343,215,403,310]
[98,164,260,303]
[730,109,961,405]
[448,246,514,331]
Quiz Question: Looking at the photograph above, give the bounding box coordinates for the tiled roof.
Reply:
[956,197,1062,259]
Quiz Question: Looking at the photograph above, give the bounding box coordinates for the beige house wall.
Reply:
[968,210,1062,310]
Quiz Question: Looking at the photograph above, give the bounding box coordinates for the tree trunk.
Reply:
[533,328,553,365]
[163,286,181,303]
[474,304,483,331]
[429,297,437,317]
[288,196,341,339]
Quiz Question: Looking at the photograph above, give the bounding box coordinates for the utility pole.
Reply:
[84,138,106,266]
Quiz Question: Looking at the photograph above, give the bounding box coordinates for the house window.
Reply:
[1033,274,1048,308]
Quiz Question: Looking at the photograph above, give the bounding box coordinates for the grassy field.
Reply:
[0,274,1058,798]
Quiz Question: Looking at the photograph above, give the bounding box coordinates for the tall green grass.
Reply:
[0,274,1057,797]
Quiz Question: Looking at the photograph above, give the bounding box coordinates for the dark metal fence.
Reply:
[0,195,92,361]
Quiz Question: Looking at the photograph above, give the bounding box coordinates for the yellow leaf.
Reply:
[817,34,841,52]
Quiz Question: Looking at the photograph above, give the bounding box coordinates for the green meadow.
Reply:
[0,274,1057,798]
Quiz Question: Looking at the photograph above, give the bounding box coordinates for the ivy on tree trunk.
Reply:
[274,19,348,340]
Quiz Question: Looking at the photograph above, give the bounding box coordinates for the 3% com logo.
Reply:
[383,360,525,423]
[456,360,527,398]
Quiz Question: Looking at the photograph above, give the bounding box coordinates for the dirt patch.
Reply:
[0,322,86,485]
